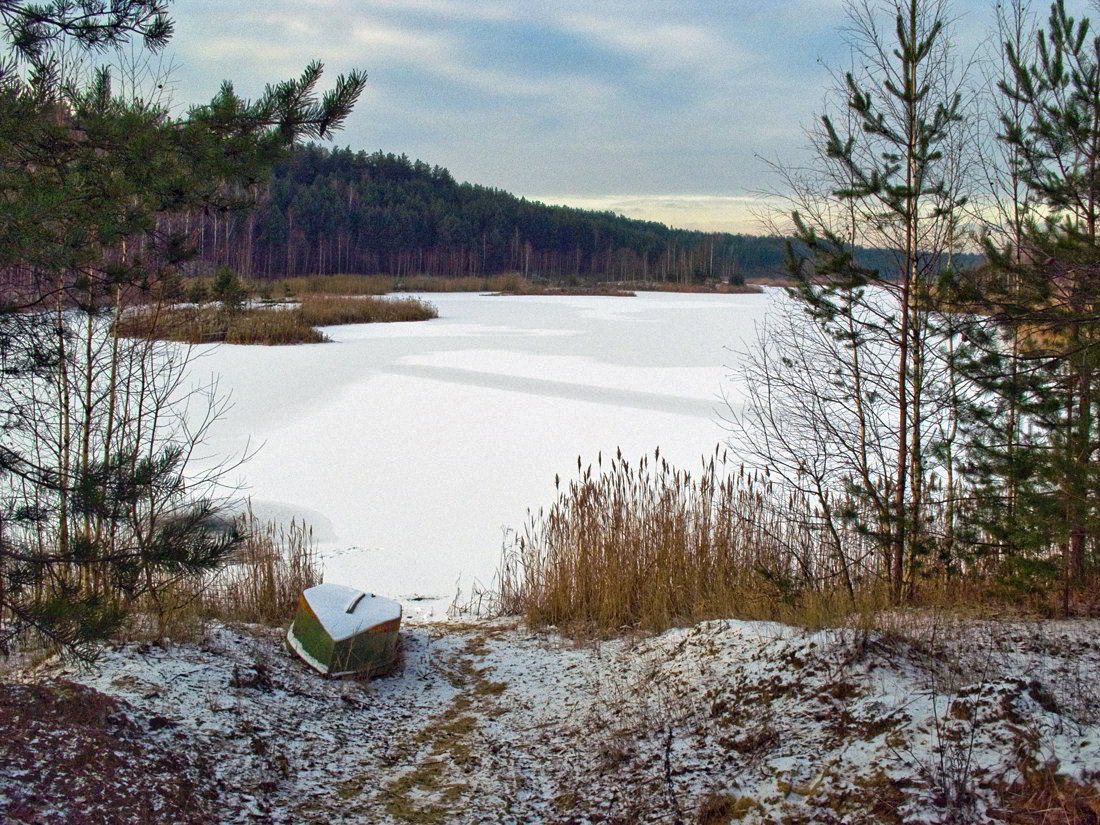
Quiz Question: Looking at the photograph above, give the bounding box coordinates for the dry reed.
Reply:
[115,294,436,345]
[265,274,393,297]
[225,308,327,345]
[498,447,884,633]
[297,295,438,325]
[618,280,763,294]
[142,510,322,638]
[497,447,1096,634]
[199,511,322,624]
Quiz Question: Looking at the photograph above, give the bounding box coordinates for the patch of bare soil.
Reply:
[0,679,218,825]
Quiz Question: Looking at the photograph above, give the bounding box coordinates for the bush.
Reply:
[212,267,247,312]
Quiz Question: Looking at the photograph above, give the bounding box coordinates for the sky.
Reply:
[159,0,1090,235]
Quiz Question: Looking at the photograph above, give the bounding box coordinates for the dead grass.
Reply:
[497,448,883,634]
[395,273,628,295]
[994,766,1100,824]
[114,295,436,345]
[619,280,763,294]
[201,511,322,625]
[262,273,531,295]
[496,445,1097,635]
[176,272,765,299]
[265,274,393,297]
[395,274,529,292]
[113,304,230,343]
[135,509,322,639]
[296,295,438,326]
[114,305,326,345]
[224,308,327,345]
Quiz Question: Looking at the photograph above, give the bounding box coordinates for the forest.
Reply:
[177,144,961,283]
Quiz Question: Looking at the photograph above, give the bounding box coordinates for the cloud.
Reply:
[528,194,785,235]
[560,12,741,77]
[163,0,1029,232]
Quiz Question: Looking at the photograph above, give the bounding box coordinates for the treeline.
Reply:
[176,145,953,283]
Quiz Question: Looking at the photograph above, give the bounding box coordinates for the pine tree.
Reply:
[0,2,365,655]
[776,0,970,602]
[957,0,1100,611]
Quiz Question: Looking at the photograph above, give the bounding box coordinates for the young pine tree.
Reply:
[776,0,970,603]
[0,2,365,655]
[956,0,1100,612]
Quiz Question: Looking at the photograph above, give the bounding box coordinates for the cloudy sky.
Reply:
[161,0,1086,234]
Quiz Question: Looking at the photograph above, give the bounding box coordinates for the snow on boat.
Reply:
[286,583,402,678]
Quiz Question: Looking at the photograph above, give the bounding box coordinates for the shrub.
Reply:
[211,267,247,312]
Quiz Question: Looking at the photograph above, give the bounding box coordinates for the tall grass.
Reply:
[496,448,1068,634]
[139,510,322,639]
[200,511,321,624]
[297,295,438,325]
[619,280,762,294]
[263,274,393,297]
[498,448,879,632]
[498,447,1100,634]
[114,295,437,345]
[257,273,525,295]
[224,308,327,344]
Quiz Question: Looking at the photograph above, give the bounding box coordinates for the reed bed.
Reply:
[297,294,438,326]
[199,511,321,624]
[497,448,1094,634]
[115,304,326,345]
[257,273,529,295]
[224,308,326,344]
[263,273,393,297]
[618,280,762,294]
[112,305,227,343]
[498,448,882,633]
[114,295,437,345]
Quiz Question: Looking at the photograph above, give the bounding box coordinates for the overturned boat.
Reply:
[286,583,402,677]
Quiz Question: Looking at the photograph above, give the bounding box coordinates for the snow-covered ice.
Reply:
[190,291,776,617]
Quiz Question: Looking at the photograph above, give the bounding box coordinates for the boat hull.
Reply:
[287,594,401,678]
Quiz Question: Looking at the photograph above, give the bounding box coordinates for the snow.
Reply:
[16,615,1099,824]
[191,291,777,617]
[301,583,401,641]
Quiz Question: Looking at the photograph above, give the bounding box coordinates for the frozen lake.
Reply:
[193,290,778,618]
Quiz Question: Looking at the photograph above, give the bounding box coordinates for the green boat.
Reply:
[286,583,402,677]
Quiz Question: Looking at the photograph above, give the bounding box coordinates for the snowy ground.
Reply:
[6,615,1099,824]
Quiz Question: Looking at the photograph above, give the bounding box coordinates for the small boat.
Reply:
[286,583,402,677]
